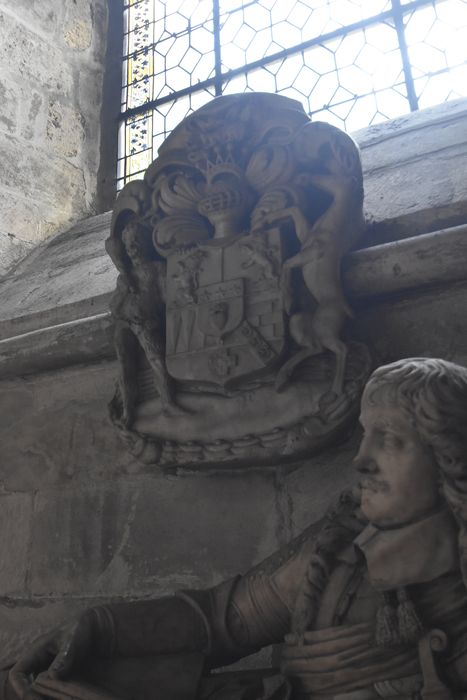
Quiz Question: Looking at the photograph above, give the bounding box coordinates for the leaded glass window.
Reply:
[118,0,467,188]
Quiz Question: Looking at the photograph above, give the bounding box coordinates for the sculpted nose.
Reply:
[354,457,378,474]
[353,438,377,474]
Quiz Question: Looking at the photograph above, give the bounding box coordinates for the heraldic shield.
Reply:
[166,230,284,387]
[106,92,372,468]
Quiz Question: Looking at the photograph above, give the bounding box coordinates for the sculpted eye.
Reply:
[381,433,403,451]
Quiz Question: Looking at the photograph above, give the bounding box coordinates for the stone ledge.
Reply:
[0,292,111,342]
[345,222,467,299]
[1,223,466,379]
[0,211,113,338]
[355,98,467,244]
[0,312,113,378]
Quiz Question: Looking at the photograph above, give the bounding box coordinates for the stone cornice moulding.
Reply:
[1,222,466,380]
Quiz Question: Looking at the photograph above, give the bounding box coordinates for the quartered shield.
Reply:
[165,231,286,386]
[197,281,244,337]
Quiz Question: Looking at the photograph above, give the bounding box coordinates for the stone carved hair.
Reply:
[292,357,467,635]
[364,357,467,580]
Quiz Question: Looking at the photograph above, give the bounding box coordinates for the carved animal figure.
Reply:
[239,237,277,280]
[107,219,185,426]
[256,137,364,396]
[171,249,208,304]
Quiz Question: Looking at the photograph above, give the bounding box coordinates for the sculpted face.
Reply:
[355,391,440,527]
[122,224,146,264]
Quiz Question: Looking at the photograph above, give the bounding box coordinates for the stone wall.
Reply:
[0,361,358,669]
[0,0,110,277]
[1,99,467,670]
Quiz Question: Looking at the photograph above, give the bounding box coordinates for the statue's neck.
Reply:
[355,507,459,590]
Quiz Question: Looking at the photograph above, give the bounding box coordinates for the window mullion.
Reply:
[213,0,222,97]
[391,0,419,112]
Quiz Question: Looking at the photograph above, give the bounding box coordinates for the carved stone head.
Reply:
[355,358,467,531]
[121,219,154,266]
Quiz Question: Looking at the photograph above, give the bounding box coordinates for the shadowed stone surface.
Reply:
[0,0,109,277]
[0,493,32,596]
[29,474,279,597]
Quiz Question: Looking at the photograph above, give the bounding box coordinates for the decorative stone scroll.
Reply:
[106,93,371,467]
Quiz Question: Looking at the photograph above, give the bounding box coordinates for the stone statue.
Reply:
[252,123,364,396]
[6,357,467,700]
[106,93,371,467]
[106,217,184,426]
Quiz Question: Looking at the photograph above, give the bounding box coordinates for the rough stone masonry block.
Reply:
[0,136,86,219]
[0,10,72,93]
[0,78,18,135]
[284,432,360,537]
[0,188,50,244]
[28,144,88,214]
[0,1,64,39]
[30,486,134,597]
[121,473,279,592]
[0,493,33,595]
[18,90,46,143]
[29,473,279,598]
[87,0,108,65]
[358,100,467,239]
[0,234,35,278]
[0,212,115,323]
[363,143,467,238]
[0,1,108,278]
[0,365,135,492]
[46,101,85,160]
[62,0,107,57]
[77,66,106,174]
[354,281,467,369]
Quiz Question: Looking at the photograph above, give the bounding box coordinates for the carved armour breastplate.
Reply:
[282,556,467,699]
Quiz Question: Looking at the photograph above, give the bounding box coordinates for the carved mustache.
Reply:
[354,458,390,493]
[359,476,390,494]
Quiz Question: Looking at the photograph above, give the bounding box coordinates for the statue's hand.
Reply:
[251,210,278,232]
[281,624,373,681]
[9,611,96,699]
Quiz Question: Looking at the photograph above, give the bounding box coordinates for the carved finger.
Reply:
[9,636,57,699]
[47,621,84,680]
[280,658,316,676]
[281,634,372,663]
[302,623,370,642]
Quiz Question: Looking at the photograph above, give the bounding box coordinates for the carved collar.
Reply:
[354,508,459,590]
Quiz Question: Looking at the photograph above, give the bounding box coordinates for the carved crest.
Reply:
[107,93,371,467]
[165,230,284,387]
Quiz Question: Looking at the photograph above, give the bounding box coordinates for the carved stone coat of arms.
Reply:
[106,93,371,467]
[166,229,284,387]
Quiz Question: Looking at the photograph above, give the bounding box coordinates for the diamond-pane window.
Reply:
[118,0,467,189]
